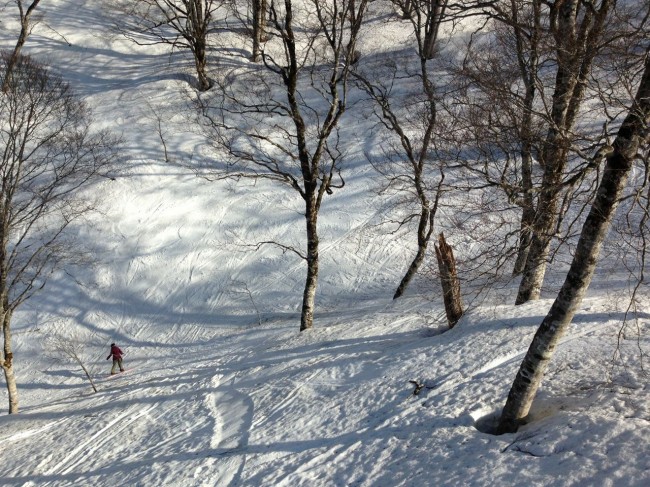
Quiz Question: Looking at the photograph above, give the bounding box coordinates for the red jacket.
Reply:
[107,345,123,360]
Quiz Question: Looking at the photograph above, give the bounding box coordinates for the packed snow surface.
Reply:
[0,1,648,486]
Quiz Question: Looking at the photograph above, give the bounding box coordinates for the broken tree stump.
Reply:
[435,232,463,328]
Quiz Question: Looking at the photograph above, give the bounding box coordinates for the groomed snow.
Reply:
[0,1,648,486]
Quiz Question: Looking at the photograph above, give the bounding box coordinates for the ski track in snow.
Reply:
[40,403,158,481]
[0,1,648,486]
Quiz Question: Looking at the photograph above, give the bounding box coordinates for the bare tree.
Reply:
[108,0,226,91]
[225,0,268,61]
[454,0,635,303]
[514,0,615,304]
[197,0,368,331]
[468,0,545,276]
[391,1,448,59]
[44,327,104,393]
[498,50,650,434]
[251,0,268,62]
[2,0,43,93]
[0,53,120,413]
[353,1,449,299]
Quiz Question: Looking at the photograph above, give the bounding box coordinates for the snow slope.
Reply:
[1,1,648,486]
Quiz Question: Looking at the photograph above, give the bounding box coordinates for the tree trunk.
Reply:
[512,192,535,276]
[252,0,268,62]
[2,0,42,93]
[81,363,98,393]
[394,207,433,299]
[401,0,412,19]
[300,200,319,332]
[514,0,611,304]
[435,232,463,328]
[515,182,562,304]
[512,124,536,276]
[1,310,19,413]
[512,3,539,276]
[498,54,650,434]
[194,39,211,91]
[423,1,447,60]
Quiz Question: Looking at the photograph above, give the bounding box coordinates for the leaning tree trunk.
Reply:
[81,363,98,393]
[435,232,463,328]
[393,206,434,299]
[498,55,650,434]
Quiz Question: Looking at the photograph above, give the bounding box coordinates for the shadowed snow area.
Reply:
[0,1,648,486]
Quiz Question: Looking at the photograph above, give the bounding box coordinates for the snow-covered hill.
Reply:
[0,1,648,486]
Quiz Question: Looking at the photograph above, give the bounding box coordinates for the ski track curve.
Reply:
[191,373,255,487]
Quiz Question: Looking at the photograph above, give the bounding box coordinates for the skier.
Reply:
[106,343,125,374]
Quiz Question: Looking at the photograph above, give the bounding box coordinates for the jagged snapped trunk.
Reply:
[435,232,463,328]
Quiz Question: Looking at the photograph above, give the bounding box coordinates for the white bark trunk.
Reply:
[498,55,650,433]
[300,203,319,331]
[2,310,19,413]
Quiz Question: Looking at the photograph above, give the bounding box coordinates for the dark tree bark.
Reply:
[498,51,650,434]
[401,0,413,19]
[423,1,448,60]
[435,232,463,328]
[393,0,448,60]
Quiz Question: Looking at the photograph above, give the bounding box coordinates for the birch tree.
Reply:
[354,0,449,299]
[391,1,448,59]
[2,0,43,93]
[498,50,650,434]
[109,0,225,91]
[514,0,614,304]
[456,0,629,299]
[0,53,119,413]
[251,0,268,62]
[197,0,368,331]
[458,0,545,276]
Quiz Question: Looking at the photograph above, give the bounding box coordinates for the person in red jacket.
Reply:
[106,343,125,374]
